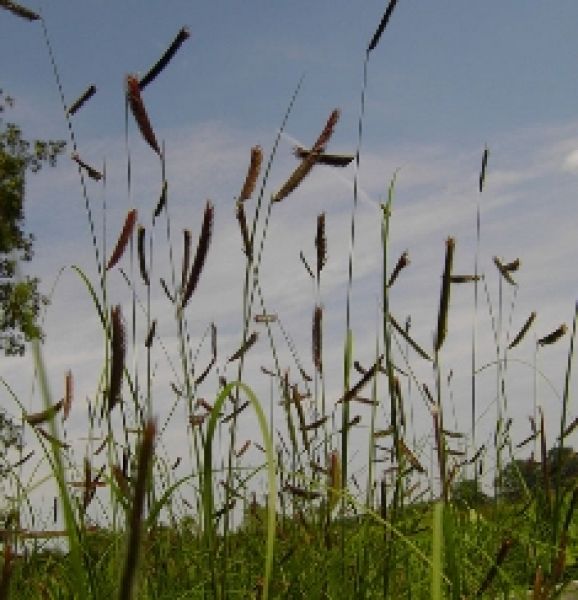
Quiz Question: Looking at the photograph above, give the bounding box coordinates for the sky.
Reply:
[2,1,578,523]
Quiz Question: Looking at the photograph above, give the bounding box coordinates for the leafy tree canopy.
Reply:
[0,89,65,355]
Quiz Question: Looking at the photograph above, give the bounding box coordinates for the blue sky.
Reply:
[2,1,578,517]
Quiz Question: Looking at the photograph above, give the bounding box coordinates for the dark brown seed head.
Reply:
[137,225,149,286]
[312,305,323,373]
[108,305,126,412]
[367,0,400,53]
[434,237,455,352]
[387,250,410,288]
[126,74,161,155]
[66,85,97,117]
[508,311,536,349]
[139,27,191,91]
[273,109,340,202]
[239,145,263,201]
[493,256,517,286]
[106,209,137,271]
[315,213,327,282]
[236,201,252,259]
[181,201,214,308]
[0,0,39,21]
[228,331,258,362]
[538,323,567,347]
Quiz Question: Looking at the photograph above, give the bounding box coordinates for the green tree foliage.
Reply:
[451,477,491,509]
[500,447,578,501]
[0,89,65,355]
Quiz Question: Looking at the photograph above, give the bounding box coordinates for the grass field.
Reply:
[1,2,578,598]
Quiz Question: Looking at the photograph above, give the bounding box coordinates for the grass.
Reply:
[1,2,578,599]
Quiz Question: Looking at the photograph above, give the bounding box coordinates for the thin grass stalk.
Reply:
[40,14,106,307]
[31,338,88,596]
[431,501,444,600]
[118,418,156,600]
[552,301,578,552]
[471,147,488,475]
[225,77,304,567]
[203,382,276,600]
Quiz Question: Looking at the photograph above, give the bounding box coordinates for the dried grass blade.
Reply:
[503,258,520,272]
[399,440,425,473]
[71,152,103,181]
[389,313,431,361]
[195,357,215,385]
[137,225,149,286]
[112,464,130,498]
[139,27,190,90]
[450,274,481,283]
[533,566,544,600]
[327,451,342,512]
[515,431,538,449]
[36,427,70,449]
[106,209,137,271]
[0,0,39,20]
[387,250,409,288]
[367,0,400,53]
[493,256,517,286]
[293,146,354,166]
[255,313,278,324]
[560,415,578,440]
[239,145,263,201]
[338,354,383,403]
[66,84,97,116]
[26,399,63,426]
[284,484,321,500]
[273,109,340,202]
[475,538,513,597]
[94,435,110,455]
[300,251,314,280]
[373,426,395,438]
[228,332,258,362]
[435,237,455,352]
[312,305,323,373]
[126,74,160,155]
[221,401,249,424]
[303,416,328,431]
[108,305,126,412]
[235,440,251,458]
[508,311,536,349]
[11,450,34,469]
[160,278,174,303]
[538,324,567,347]
[181,201,214,308]
[0,542,13,600]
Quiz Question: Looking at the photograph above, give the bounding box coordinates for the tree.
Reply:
[451,477,491,509]
[0,89,65,355]
[499,447,578,501]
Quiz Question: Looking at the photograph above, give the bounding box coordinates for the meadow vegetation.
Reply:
[1,1,578,598]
